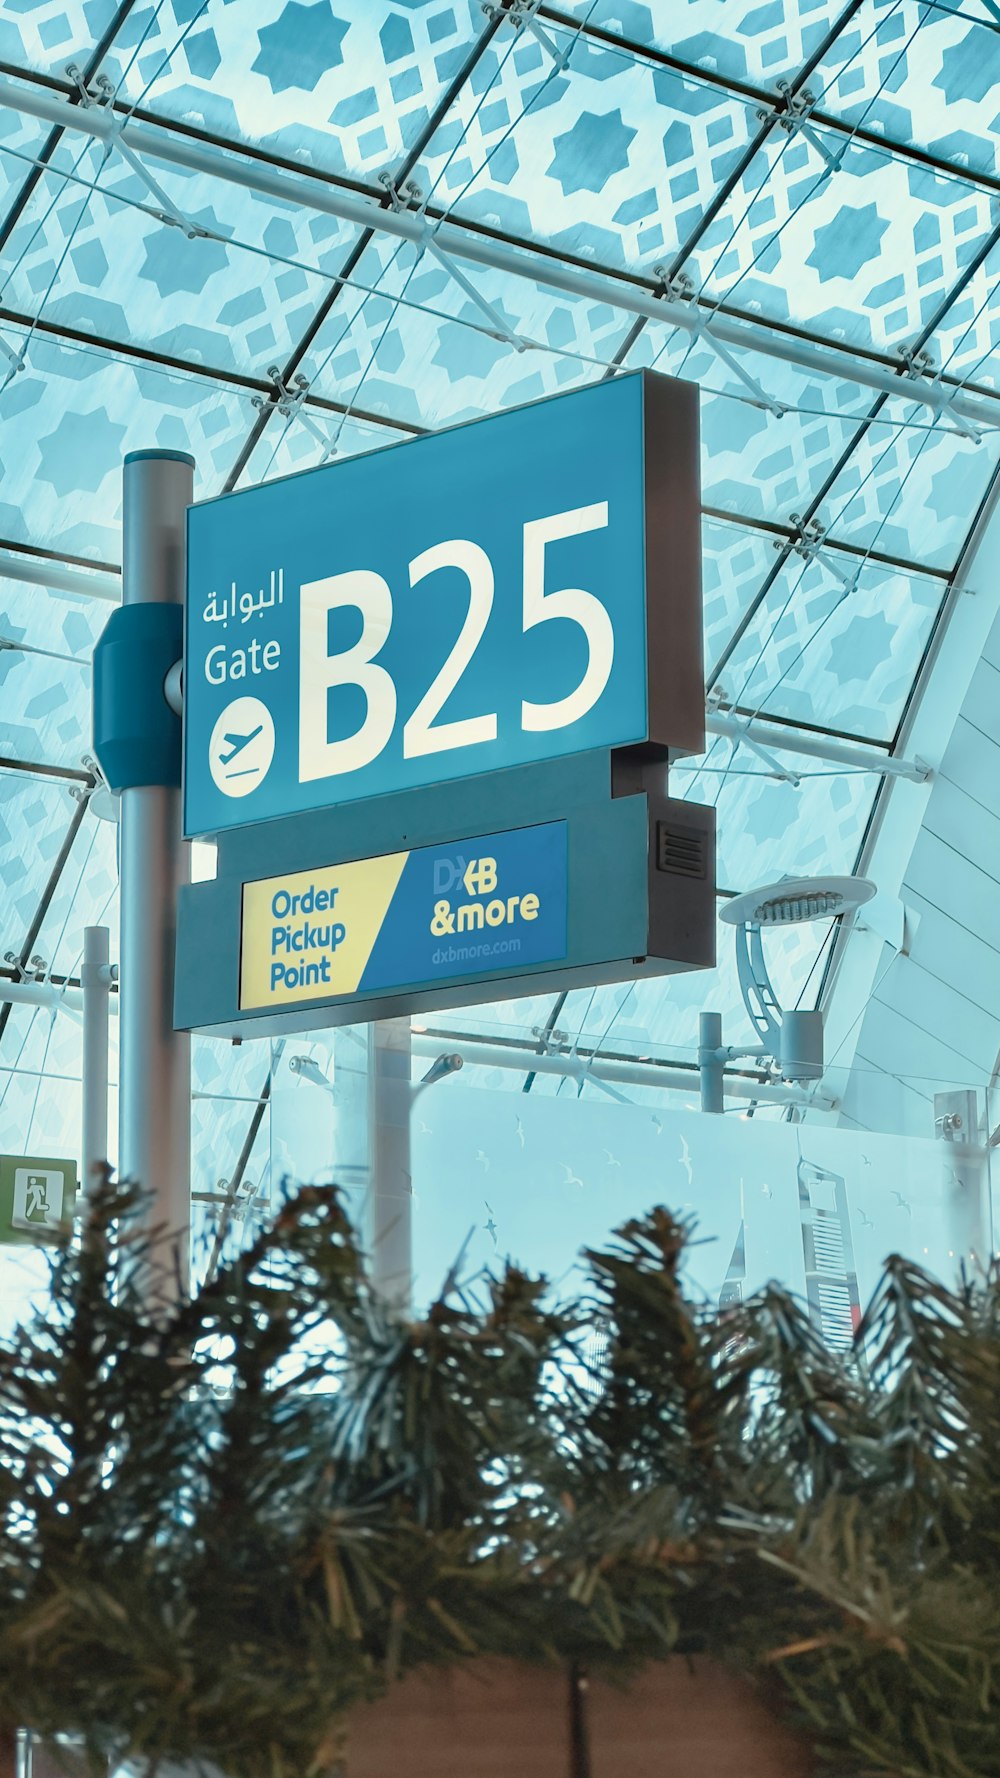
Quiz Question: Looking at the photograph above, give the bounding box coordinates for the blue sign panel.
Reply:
[366,820,567,994]
[184,372,699,838]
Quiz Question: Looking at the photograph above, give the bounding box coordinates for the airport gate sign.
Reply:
[183,371,701,838]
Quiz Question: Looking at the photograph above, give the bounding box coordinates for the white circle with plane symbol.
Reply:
[209,696,275,797]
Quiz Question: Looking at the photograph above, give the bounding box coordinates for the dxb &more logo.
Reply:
[429,855,540,939]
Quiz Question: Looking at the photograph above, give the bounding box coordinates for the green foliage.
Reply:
[1,1179,999,1776]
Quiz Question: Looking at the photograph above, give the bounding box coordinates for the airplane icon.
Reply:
[220,724,263,767]
[209,698,275,800]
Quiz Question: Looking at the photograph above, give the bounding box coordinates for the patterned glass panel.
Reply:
[0,332,254,560]
[0,773,78,958]
[626,319,909,531]
[813,400,1000,569]
[552,0,854,86]
[0,1,122,75]
[715,553,944,742]
[417,15,759,273]
[0,1002,83,1157]
[685,134,995,354]
[0,135,363,379]
[673,743,878,895]
[809,0,1000,181]
[295,233,633,432]
[102,0,485,182]
[32,808,118,979]
[0,573,101,772]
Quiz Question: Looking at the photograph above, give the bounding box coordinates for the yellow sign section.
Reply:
[240,851,407,1009]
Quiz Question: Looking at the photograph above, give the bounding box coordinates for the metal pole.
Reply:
[370,1020,413,1310]
[934,1090,993,1276]
[80,924,111,1193]
[705,712,931,783]
[0,979,85,1013]
[698,1012,726,1114]
[119,451,193,1279]
[409,1029,837,1111]
[945,1152,991,1276]
[332,1026,374,1219]
[0,548,120,603]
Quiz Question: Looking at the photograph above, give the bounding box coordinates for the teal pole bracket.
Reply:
[92,601,183,790]
[91,447,193,793]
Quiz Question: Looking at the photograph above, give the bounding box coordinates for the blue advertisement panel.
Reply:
[240,821,567,1012]
[185,374,653,837]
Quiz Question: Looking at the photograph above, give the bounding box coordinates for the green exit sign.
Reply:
[0,1155,77,1245]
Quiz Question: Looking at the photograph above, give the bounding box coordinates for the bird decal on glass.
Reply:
[678,1135,693,1186]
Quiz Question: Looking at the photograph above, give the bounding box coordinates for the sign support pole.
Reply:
[80,924,111,1193]
[119,451,193,1280]
[699,1012,725,1114]
[370,1020,412,1310]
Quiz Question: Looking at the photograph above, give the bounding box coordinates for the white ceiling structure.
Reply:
[0,0,999,1197]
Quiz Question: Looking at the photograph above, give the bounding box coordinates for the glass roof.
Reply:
[1,0,998,1183]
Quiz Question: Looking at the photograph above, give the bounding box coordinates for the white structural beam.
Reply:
[409,1030,838,1110]
[1,76,999,432]
[0,548,120,602]
[0,978,85,1015]
[704,712,930,782]
[0,980,837,1108]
